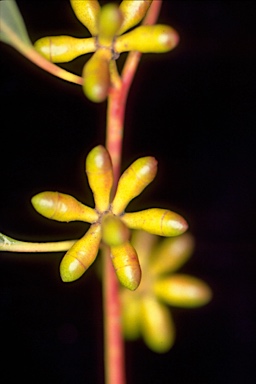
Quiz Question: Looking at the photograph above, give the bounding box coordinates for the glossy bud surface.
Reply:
[70,0,100,35]
[60,223,101,282]
[82,48,111,102]
[34,36,96,63]
[31,192,98,223]
[111,241,141,290]
[86,145,113,212]
[102,215,130,246]
[118,0,152,35]
[98,3,123,45]
[112,157,157,215]
[122,208,188,236]
[116,25,179,53]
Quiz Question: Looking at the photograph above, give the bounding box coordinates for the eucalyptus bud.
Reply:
[34,35,96,63]
[82,48,112,102]
[31,191,98,223]
[102,215,130,246]
[111,241,141,290]
[153,274,213,307]
[118,0,152,35]
[141,296,175,353]
[111,156,157,215]
[86,145,113,212]
[60,223,101,282]
[97,3,123,46]
[70,0,100,36]
[116,25,179,53]
[122,208,188,237]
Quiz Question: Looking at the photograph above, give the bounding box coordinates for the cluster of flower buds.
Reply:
[34,0,179,102]
[120,230,212,352]
[32,145,187,290]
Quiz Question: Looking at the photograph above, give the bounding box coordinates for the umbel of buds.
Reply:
[32,145,188,290]
[34,0,179,102]
[121,231,212,352]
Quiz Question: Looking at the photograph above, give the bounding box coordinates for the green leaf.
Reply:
[0,0,32,48]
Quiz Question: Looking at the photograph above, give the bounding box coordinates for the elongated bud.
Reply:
[102,214,130,246]
[110,241,141,290]
[122,208,188,237]
[111,157,157,215]
[153,274,212,307]
[60,223,101,282]
[31,191,98,223]
[97,4,123,46]
[34,36,96,63]
[121,290,141,340]
[149,234,195,276]
[70,0,100,36]
[118,0,152,35]
[82,48,111,102]
[116,25,179,53]
[86,145,113,212]
[141,296,175,353]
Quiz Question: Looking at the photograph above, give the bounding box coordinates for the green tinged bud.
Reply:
[60,223,101,282]
[102,215,130,246]
[98,3,123,45]
[31,191,98,223]
[141,296,175,353]
[121,290,141,339]
[82,48,112,102]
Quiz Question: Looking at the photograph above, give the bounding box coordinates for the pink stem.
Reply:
[103,2,162,383]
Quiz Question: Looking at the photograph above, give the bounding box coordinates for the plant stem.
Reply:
[0,233,76,252]
[104,81,127,384]
[1,19,82,85]
[103,3,163,383]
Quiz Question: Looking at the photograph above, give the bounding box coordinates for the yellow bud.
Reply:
[70,0,100,36]
[118,0,152,35]
[60,223,101,282]
[31,192,98,223]
[153,274,212,307]
[82,48,112,102]
[98,4,123,45]
[122,208,188,237]
[141,296,175,353]
[34,36,96,63]
[116,25,179,53]
[110,241,141,290]
[121,290,141,340]
[102,215,130,246]
[149,234,195,276]
[86,145,113,212]
[111,157,157,215]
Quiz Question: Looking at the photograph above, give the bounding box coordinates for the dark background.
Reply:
[1,1,255,383]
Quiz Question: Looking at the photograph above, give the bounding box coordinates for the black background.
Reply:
[1,1,255,383]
